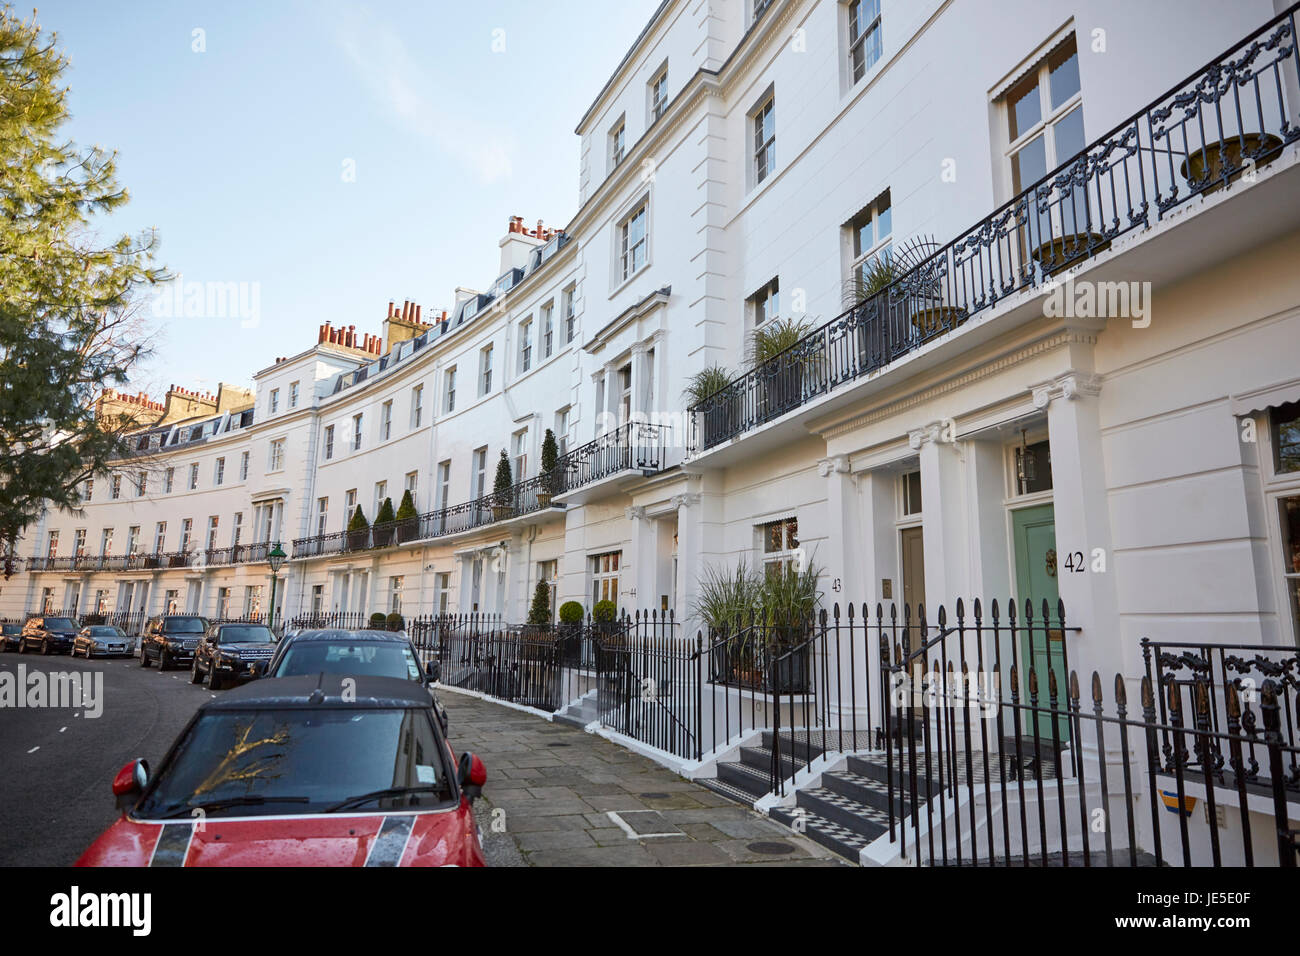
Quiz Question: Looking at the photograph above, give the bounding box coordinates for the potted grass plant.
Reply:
[684,365,736,450]
[691,560,762,686]
[748,316,819,424]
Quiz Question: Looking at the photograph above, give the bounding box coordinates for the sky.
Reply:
[34,0,662,397]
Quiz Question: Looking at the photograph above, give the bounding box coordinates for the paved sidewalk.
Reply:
[441,691,846,867]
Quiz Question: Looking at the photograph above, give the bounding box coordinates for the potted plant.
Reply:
[684,365,736,451]
[347,505,370,551]
[369,612,387,629]
[372,496,396,547]
[748,316,818,425]
[385,612,404,632]
[691,560,762,685]
[537,429,560,508]
[395,489,419,543]
[758,558,822,694]
[492,449,513,521]
[558,600,584,665]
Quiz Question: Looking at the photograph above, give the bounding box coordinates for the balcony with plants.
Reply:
[687,5,1300,454]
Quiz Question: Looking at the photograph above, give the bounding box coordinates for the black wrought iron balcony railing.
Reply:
[202,543,273,566]
[689,5,1300,453]
[26,551,197,572]
[291,471,568,559]
[554,420,669,494]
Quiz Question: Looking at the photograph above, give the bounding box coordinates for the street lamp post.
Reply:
[267,541,286,632]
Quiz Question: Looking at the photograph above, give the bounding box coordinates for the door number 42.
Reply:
[1063,548,1107,573]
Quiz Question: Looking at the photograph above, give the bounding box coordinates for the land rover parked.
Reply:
[18,615,80,655]
[139,615,209,670]
[0,622,22,651]
[190,622,277,689]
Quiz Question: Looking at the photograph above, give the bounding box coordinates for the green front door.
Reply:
[1011,504,1067,739]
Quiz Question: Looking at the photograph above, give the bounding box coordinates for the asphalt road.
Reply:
[0,649,210,866]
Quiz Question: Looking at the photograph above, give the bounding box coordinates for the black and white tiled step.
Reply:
[698,732,827,804]
[765,752,938,863]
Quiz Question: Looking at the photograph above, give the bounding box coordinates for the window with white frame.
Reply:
[513,429,528,479]
[289,381,300,408]
[556,407,571,455]
[164,468,174,493]
[352,413,363,451]
[472,447,488,499]
[137,471,147,496]
[269,388,279,414]
[311,584,325,615]
[381,400,393,441]
[444,367,457,412]
[591,551,621,606]
[405,470,418,496]
[410,384,424,428]
[268,439,285,472]
[188,463,199,490]
[232,512,242,547]
[179,518,192,553]
[753,94,776,185]
[240,452,249,481]
[479,345,493,396]
[152,523,165,555]
[760,517,800,577]
[214,457,225,486]
[205,516,219,551]
[847,190,893,291]
[620,202,648,280]
[847,0,882,83]
[437,460,451,510]
[436,571,452,613]
[316,497,329,536]
[374,480,387,517]
[1269,402,1300,638]
[519,316,533,373]
[649,65,668,122]
[345,488,357,515]
[46,530,59,558]
[111,474,121,499]
[749,277,779,328]
[538,559,558,622]
[538,303,553,358]
[217,587,232,619]
[128,525,141,556]
[1001,34,1084,240]
[563,286,577,343]
[324,424,334,460]
[610,116,626,169]
[73,528,86,557]
[389,575,404,614]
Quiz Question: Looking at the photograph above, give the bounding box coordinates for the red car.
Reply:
[77,675,486,867]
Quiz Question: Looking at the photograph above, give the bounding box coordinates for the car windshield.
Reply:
[135,707,448,817]
[89,626,122,637]
[45,618,76,630]
[218,626,274,644]
[164,618,206,633]
[273,642,422,681]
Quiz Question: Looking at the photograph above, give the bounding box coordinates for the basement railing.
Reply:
[688,4,1300,453]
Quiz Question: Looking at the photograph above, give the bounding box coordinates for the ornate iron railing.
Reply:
[26,551,196,572]
[689,5,1300,452]
[291,472,565,559]
[554,420,669,493]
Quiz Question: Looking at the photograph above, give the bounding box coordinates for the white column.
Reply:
[672,492,702,631]
[626,506,655,613]
[913,422,971,618]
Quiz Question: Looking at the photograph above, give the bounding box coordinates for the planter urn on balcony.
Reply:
[1180,132,1282,195]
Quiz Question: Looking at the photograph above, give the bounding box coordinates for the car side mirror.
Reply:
[112,758,149,813]
[457,752,486,801]
[425,660,441,683]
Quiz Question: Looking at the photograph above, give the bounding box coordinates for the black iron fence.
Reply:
[689,5,1300,452]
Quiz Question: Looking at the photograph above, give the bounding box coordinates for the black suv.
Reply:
[191,622,277,689]
[1,622,22,651]
[139,615,210,670]
[19,615,80,655]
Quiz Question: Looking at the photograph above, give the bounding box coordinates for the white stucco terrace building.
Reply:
[5,0,1300,705]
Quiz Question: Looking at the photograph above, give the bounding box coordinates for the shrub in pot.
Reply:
[691,560,762,685]
[557,600,585,662]
[492,449,513,521]
[527,581,552,629]
[386,612,404,632]
[347,505,370,550]
[748,316,819,424]
[537,428,559,507]
[372,496,396,547]
[395,489,419,543]
[369,612,387,629]
[684,365,736,451]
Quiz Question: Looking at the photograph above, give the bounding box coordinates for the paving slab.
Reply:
[442,691,846,868]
